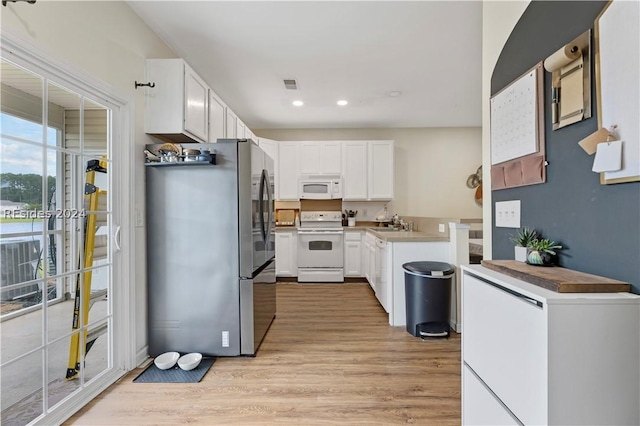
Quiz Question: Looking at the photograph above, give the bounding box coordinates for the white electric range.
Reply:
[297,211,344,283]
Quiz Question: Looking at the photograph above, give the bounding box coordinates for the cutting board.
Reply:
[481,260,630,293]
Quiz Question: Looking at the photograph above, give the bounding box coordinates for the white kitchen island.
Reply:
[365,222,470,330]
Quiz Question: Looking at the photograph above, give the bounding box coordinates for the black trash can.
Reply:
[403,261,455,338]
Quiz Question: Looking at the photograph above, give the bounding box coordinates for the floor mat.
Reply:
[133,357,215,383]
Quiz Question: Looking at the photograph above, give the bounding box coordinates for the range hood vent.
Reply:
[283,79,298,90]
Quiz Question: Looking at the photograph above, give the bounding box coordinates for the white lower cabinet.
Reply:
[463,365,519,425]
[364,232,377,291]
[461,265,640,426]
[344,231,363,277]
[275,231,297,277]
[375,238,391,312]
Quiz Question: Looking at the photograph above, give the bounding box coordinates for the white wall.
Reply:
[481,1,530,259]
[256,127,482,219]
[2,1,177,362]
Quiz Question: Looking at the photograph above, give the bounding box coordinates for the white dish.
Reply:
[178,352,202,371]
[154,351,180,370]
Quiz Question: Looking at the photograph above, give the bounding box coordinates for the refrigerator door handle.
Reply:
[258,169,267,242]
[265,169,273,241]
[113,225,121,251]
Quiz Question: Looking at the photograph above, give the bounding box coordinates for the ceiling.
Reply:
[127,1,482,130]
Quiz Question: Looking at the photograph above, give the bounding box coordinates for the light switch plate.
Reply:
[495,200,521,228]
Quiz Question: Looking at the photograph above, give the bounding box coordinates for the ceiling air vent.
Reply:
[283,79,298,90]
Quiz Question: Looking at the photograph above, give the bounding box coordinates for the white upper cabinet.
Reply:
[208,91,225,142]
[368,140,394,200]
[226,109,237,138]
[341,141,368,200]
[258,138,278,163]
[236,118,246,139]
[278,142,301,200]
[145,58,209,143]
[258,138,279,199]
[299,141,342,175]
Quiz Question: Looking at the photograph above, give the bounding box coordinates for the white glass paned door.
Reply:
[0,56,119,425]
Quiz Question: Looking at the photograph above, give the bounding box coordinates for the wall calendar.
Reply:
[490,65,541,165]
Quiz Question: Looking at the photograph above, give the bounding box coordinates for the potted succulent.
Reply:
[527,238,562,266]
[510,227,538,262]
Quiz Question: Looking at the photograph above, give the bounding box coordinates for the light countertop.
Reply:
[275,225,448,242]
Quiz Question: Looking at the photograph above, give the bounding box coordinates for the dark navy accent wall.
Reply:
[491,1,640,293]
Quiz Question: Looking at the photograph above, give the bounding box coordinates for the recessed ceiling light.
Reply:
[388,91,402,97]
[292,100,304,107]
[337,100,348,106]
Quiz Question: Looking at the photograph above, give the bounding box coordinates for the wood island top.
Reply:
[481,260,631,293]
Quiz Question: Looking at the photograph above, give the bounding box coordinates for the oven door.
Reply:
[299,181,332,199]
[297,230,344,267]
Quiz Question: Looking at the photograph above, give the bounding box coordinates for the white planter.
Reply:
[514,246,528,262]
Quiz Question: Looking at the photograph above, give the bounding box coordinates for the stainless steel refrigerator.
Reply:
[146,139,276,356]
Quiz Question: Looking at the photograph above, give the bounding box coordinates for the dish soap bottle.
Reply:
[294,212,300,227]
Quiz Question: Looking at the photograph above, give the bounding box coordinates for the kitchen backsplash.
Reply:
[275,200,389,221]
[341,201,388,221]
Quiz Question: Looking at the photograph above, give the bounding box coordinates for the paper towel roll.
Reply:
[544,44,581,72]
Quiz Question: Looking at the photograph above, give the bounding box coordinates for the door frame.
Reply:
[1,30,136,425]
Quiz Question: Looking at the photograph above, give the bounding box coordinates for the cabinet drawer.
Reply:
[463,364,519,425]
[463,274,547,425]
[344,231,362,241]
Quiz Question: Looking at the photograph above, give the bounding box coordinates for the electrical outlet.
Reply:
[438,223,445,233]
[222,331,229,347]
[495,200,521,228]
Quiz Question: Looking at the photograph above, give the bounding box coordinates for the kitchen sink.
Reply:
[369,227,405,232]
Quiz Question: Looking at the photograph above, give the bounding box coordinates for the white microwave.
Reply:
[299,175,343,199]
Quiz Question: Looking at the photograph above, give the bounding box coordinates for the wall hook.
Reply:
[135,81,156,89]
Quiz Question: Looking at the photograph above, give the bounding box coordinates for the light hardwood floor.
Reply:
[67,283,461,425]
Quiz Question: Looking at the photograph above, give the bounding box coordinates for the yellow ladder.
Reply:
[66,159,108,380]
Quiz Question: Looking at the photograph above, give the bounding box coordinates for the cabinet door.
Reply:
[236,119,245,139]
[226,110,237,138]
[377,241,390,312]
[183,64,209,142]
[208,92,225,142]
[321,141,342,174]
[277,142,300,200]
[299,142,321,174]
[344,232,362,277]
[368,140,394,200]
[363,240,370,282]
[275,232,297,276]
[342,141,368,200]
[368,244,377,291]
[258,138,279,199]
